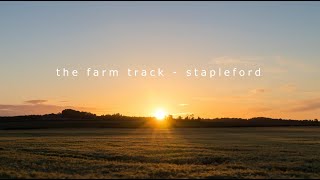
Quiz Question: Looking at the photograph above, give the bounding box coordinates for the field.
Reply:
[0,127,319,179]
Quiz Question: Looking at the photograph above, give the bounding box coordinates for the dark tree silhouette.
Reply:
[61,109,96,119]
[0,109,319,130]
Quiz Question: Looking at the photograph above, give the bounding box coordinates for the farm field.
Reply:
[0,127,319,179]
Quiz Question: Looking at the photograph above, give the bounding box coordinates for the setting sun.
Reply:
[154,109,167,121]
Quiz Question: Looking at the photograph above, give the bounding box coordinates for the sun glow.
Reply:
[154,109,167,121]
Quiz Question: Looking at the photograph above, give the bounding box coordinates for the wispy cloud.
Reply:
[288,98,320,112]
[280,83,297,93]
[250,88,266,94]
[24,99,48,105]
[178,103,189,106]
[209,56,261,66]
[274,56,316,72]
[211,56,317,76]
[264,56,318,74]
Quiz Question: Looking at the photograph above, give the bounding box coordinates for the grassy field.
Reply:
[0,127,319,179]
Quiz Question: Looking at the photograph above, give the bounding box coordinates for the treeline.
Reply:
[0,109,319,130]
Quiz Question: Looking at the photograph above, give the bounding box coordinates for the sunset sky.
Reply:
[0,2,320,119]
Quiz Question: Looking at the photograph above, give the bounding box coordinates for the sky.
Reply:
[0,2,320,119]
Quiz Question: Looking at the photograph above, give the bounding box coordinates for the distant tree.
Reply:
[113,113,122,117]
[61,109,96,119]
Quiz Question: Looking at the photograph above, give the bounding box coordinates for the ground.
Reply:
[0,127,319,179]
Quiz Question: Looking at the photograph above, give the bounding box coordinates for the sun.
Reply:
[154,109,167,121]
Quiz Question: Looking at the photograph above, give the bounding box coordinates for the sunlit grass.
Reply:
[0,127,319,178]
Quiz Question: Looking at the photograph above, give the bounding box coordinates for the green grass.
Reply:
[0,127,319,179]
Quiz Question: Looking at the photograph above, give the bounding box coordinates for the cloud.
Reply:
[288,98,320,112]
[280,83,297,93]
[250,88,266,94]
[263,67,288,74]
[24,99,48,105]
[209,56,261,66]
[178,103,189,106]
[209,56,317,74]
[274,56,316,71]
[263,56,318,75]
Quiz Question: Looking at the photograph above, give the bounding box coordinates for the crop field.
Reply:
[0,127,319,179]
